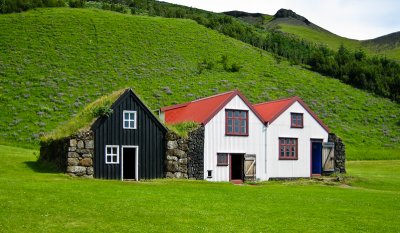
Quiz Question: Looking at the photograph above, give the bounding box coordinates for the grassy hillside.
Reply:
[1,145,399,232]
[0,8,399,159]
[226,10,400,61]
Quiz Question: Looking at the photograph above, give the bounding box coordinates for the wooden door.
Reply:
[244,154,256,181]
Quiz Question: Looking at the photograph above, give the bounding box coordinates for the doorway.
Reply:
[122,146,138,180]
[311,140,323,175]
[230,154,244,181]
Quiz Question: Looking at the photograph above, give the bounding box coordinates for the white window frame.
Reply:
[105,145,119,164]
[123,110,137,129]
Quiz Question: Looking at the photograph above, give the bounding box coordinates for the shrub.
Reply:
[69,0,86,8]
[91,105,113,118]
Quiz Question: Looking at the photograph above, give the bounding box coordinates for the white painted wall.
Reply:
[266,101,329,179]
[203,95,267,181]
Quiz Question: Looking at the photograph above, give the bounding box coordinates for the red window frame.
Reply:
[279,138,298,160]
[225,109,249,136]
[217,153,229,166]
[291,113,303,128]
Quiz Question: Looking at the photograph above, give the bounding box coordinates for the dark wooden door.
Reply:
[123,147,136,180]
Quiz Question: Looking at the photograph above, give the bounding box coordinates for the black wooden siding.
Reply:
[93,90,166,180]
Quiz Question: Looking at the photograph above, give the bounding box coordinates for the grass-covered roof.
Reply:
[42,89,126,141]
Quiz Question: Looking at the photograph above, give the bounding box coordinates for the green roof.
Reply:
[42,89,127,141]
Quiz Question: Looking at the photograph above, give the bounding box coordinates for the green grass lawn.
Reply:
[0,8,399,160]
[0,145,399,232]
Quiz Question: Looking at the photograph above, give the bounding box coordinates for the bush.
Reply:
[91,105,113,118]
[69,0,86,8]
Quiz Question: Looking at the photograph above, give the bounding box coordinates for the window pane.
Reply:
[241,126,246,134]
[286,139,290,144]
[130,121,135,128]
[228,119,232,126]
[112,155,117,162]
[228,126,233,133]
[106,156,111,163]
[241,112,246,118]
[124,112,129,119]
[280,148,284,156]
[107,147,111,154]
[234,126,239,133]
[280,139,284,144]
[291,147,295,156]
[227,111,233,117]
[124,121,129,128]
[286,147,290,156]
[293,139,296,145]
[241,119,246,127]
[129,113,135,119]
[113,147,117,154]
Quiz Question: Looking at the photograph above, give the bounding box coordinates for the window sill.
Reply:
[217,164,228,166]
[225,133,249,137]
[290,126,303,128]
[279,158,298,160]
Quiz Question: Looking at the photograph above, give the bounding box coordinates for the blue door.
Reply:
[311,141,322,174]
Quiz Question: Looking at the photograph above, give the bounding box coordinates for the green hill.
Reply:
[0,8,399,160]
[225,9,400,61]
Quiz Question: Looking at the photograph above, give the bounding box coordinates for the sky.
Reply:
[161,0,400,40]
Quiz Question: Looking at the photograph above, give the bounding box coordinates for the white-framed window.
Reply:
[105,145,119,164]
[123,110,137,129]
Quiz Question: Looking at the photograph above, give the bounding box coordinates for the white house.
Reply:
[160,90,330,182]
[254,97,330,179]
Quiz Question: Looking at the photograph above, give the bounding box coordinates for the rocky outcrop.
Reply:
[274,8,311,25]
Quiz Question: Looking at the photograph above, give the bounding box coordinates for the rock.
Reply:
[82,153,92,158]
[67,158,79,166]
[68,152,79,158]
[76,148,90,154]
[85,140,94,149]
[80,158,93,167]
[86,167,94,175]
[166,131,179,141]
[67,166,86,175]
[70,139,77,147]
[167,155,178,161]
[173,149,186,158]
[167,141,178,150]
[179,158,188,165]
[165,172,174,178]
[166,161,178,172]
[68,147,76,152]
[174,172,182,178]
[77,140,84,149]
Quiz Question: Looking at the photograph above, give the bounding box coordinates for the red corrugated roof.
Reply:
[253,97,295,123]
[254,96,329,132]
[161,90,265,125]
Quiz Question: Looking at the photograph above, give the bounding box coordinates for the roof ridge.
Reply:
[254,96,297,106]
[191,90,235,103]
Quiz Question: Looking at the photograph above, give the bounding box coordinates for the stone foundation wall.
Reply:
[164,126,205,179]
[329,133,346,173]
[187,126,205,179]
[39,130,94,177]
[66,131,94,177]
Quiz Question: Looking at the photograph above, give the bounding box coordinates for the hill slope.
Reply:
[0,8,399,159]
[225,9,400,61]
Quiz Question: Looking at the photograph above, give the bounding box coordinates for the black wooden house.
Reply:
[92,89,167,180]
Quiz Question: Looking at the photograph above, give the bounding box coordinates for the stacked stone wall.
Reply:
[66,131,94,177]
[329,133,346,173]
[39,130,94,177]
[164,126,204,179]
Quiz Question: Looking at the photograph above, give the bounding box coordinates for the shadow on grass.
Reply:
[24,161,62,174]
